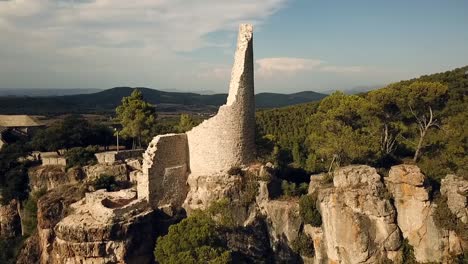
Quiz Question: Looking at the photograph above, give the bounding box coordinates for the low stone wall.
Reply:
[42,157,67,166]
[138,134,189,209]
[95,149,144,164]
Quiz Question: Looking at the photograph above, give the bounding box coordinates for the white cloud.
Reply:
[256,57,322,77]
[0,0,288,88]
[255,57,366,77]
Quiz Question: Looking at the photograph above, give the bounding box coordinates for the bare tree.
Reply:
[380,123,398,155]
[410,105,439,162]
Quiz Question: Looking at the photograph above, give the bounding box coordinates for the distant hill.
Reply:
[0,88,102,97]
[255,91,326,108]
[0,87,327,115]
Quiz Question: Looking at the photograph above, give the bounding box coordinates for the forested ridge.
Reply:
[256,66,468,182]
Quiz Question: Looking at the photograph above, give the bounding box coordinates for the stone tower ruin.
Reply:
[138,24,256,209]
[187,24,256,175]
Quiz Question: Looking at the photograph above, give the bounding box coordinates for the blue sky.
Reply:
[0,0,467,93]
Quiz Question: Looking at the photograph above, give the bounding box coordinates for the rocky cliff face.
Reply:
[313,166,401,263]
[0,199,21,239]
[15,162,468,264]
[29,165,84,191]
[244,164,467,264]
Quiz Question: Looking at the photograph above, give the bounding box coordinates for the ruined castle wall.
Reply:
[138,134,189,209]
[186,24,256,175]
[95,149,144,164]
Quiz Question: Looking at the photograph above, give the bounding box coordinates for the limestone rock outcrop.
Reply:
[29,165,84,191]
[16,232,41,264]
[52,189,156,264]
[83,163,129,182]
[386,165,449,263]
[36,184,87,263]
[312,165,401,263]
[33,185,161,264]
[0,199,21,239]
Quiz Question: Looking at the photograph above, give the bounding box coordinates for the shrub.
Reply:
[0,237,24,264]
[239,171,259,206]
[401,238,417,264]
[281,180,308,197]
[291,233,315,257]
[299,194,322,227]
[208,199,236,228]
[154,212,232,264]
[22,188,47,236]
[92,174,118,192]
[65,146,98,169]
[227,166,243,176]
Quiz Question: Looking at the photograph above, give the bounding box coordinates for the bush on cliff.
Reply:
[22,188,47,236]
[64,146,98,169]
[92,174,118,192]
[154,212,232,264]
[299,194,322,227]
[281,180,308,197]
[291,233,315,257]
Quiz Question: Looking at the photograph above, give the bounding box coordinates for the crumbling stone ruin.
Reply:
[138,24,256,211]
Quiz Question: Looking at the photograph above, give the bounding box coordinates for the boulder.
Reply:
[183,172,243,212]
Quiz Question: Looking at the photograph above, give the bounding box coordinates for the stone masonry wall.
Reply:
[138,134,189,209]
[186,24,256,175]
[95,149,144,164]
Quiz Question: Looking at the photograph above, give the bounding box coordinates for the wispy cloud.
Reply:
[255,57,365,77]
[0,0,288,88]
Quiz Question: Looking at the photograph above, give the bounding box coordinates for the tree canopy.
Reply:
[116,89,157,148]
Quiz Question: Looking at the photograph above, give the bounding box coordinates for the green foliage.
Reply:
[154,212,232,264]
[175,114,198,133]
[92,174,118,192]
[240,172,260,206]
[31,115,113,151]
[307,92,381,168]
[22,188,47,236]
[207,199,236,228]
[401,238,418,264]
[299,194,322,227]
[281,180,308,197]
[291,233,315,257]
[116,89,157,147]
[0,143,30,204]
[0,237,24,264]
[256,66,468,182]
[64,146,98,169]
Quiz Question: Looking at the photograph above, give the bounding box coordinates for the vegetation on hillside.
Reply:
[0,87,326,115]
[256,66,468,182]
[31,115,114,151]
